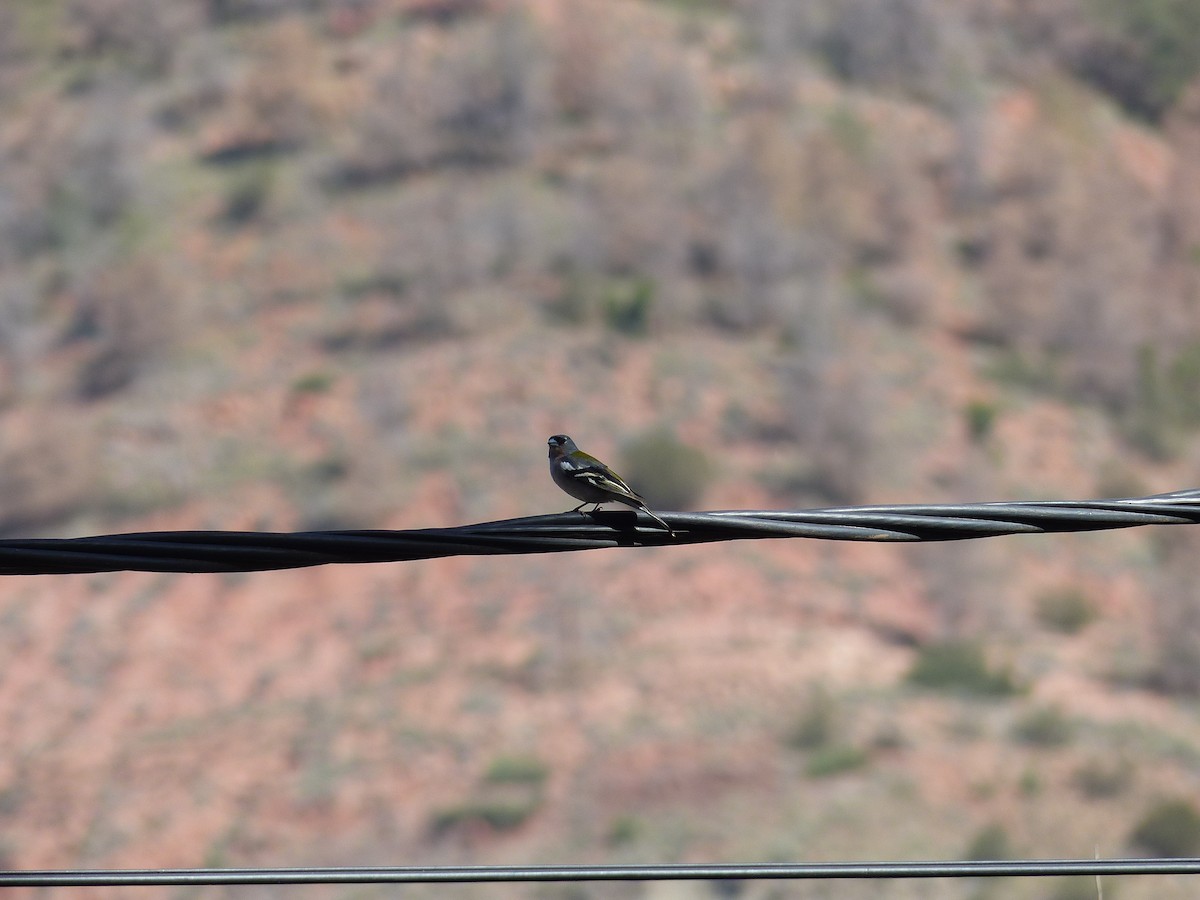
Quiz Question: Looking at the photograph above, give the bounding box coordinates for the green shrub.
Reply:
[338,271,409,299]
[1166,341,1200,426]
[1011,705,1074,747]
[602,277,654,336]
[1017,767,1041,797]
[543,273,655,335]
[606,815,641,847]
[806,745,869,778]
[963,822,1013,860]
[870,722,906,751]
[543,270,590,325]
[964,399,999,444]
[906,641,1019,697]
[291,371,336,394]
[1085,0,1200,122]
[955,234,990,269]
[620,428,712,510]
[430,753,549,837]
[1130,799,1200,856]
[1120,342,1200,460]
[786,690,836,751]
[484,755,549,787]
[1072,758,1133,799]
[826,104,873,161]
[430,799,540,835]
[1035,588,1097,634]
[984,349,1057,394]
[218,161,276,228]
[306,454,349,484]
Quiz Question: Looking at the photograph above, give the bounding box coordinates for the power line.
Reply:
[2,858,1199,887]
[5,500,1198,888]
[2,489,1200,574]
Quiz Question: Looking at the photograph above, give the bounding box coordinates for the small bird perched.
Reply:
[547,434,674,534]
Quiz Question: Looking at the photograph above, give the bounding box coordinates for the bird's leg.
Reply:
[570,501,588,512]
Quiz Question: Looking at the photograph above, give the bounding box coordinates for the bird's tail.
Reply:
[638,505,674,536]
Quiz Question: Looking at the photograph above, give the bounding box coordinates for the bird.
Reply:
[547,434,674,534]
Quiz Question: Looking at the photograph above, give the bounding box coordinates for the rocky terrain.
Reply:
[4,1,1200,898]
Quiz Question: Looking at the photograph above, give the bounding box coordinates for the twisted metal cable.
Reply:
[1,858,1198,886]
[2,488,1198,575]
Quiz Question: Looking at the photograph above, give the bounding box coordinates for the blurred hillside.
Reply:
[4,0,1200,897]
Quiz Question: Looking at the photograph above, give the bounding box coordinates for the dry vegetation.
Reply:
[3,0,1200,895]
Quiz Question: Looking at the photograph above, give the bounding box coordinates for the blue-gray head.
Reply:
[547,434,578,459]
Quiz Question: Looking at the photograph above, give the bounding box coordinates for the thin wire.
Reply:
[2,488,1199,574]
[2,858,1199,886]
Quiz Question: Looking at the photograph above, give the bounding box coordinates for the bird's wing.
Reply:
[569,453,645,505]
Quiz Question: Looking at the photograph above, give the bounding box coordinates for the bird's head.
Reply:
[547,434,576,459]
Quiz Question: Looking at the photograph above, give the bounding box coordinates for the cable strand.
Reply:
[1,489,1198,574]
[3,858,1200,886]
